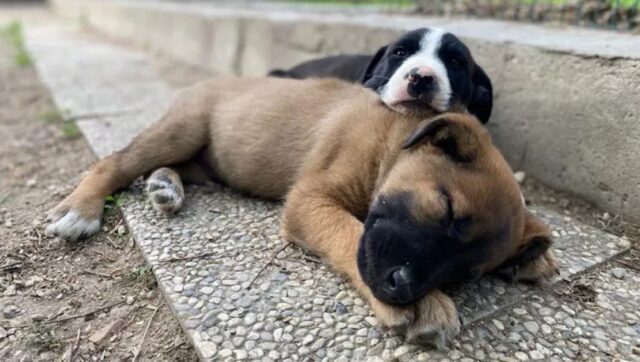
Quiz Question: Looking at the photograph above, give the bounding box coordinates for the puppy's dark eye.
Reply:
[450,56,465,68]
[392,47,407,57]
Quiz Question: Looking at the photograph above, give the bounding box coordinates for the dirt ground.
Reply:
[0,31,197,361]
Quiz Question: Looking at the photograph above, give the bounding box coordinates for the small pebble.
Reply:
[218,349,233,358]
[334,302,348,314]
[524,321,539,334]
[2,305,21,319]
[200,286,214,295]
[611,267,626,280]
[200,342,217,358]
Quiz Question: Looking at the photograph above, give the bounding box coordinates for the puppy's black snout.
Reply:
[408,71,434,86]
[415,75,435,87]
[380,266,415,305]
[386,267,409,288]
[406,67,437,98]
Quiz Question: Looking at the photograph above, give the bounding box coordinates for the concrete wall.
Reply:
[49,0,640,221]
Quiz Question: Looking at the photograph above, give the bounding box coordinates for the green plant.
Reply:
[39,109,66,123]
[127,265,156,290]
[104,194,124,207]
[14,50,32,67]
[104,194,125,215]
[61,121,80,138]
[285,0,414,6]
[23,324,62,352]
[2,21,24,48]
[1,21,33,68]
[39,108,80,138]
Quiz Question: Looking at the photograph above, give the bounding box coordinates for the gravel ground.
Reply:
[117,182,637,361]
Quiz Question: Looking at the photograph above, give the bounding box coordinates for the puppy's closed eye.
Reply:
[439,187,454,227]
[438,188,474,240]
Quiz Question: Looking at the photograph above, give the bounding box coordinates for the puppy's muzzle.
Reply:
[358,218,421,305]
[358,194,434,306]
[379,266,415,305]
[406,67,438,99]
[358,217,425,306]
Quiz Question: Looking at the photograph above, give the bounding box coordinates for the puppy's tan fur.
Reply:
[47,77,558,344]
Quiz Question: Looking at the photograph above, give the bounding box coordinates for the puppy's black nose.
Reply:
[407,68,436,98]
[380,266,415,305]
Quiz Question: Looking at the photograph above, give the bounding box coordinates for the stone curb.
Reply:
[48,0,640,223]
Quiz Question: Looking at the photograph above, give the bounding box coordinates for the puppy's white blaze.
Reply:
[45,209,101,241]
[417,28,452,111]
[381,28,452,112]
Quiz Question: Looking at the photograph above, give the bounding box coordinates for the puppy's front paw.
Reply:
[368,296,415,329]
[406,290,460,349]
[513,249,560,282]
[45,197,103,241]
[146,168,184,214]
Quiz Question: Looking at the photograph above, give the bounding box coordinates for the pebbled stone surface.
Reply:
[25,23,636,361]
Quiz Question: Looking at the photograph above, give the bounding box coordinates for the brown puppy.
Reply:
[46,77,558,346]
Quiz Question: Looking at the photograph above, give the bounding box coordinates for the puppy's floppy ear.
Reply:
[401,115,480,163]
[500,211,554,271]
[268,69,294,78]
[359,45,388,86]
[467,65,493,124]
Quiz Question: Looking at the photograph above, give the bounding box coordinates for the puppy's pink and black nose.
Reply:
[406,67,437,98]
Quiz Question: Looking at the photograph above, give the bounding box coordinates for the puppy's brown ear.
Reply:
[498,211,559,282]
[401,116,480,163]
[508,211,553,267]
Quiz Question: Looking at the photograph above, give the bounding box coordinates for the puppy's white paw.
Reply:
[45,209,101,241]
[146,168,184,214]
[369,296,415,330]
[406,290,461,349]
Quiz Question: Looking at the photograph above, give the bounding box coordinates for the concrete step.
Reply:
[25,24,634,361]
[49,0,640,224]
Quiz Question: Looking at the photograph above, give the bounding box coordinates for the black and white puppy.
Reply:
[269,28,493,124]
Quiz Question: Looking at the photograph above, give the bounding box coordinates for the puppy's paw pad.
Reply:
[146,178,170,193]
[146,176,184,214]
[150,188,183,214]
[45,209,101,241]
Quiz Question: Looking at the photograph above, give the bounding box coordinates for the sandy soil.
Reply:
[0,31,197,362]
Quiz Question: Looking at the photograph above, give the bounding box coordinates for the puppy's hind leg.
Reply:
[47,93,211,241]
